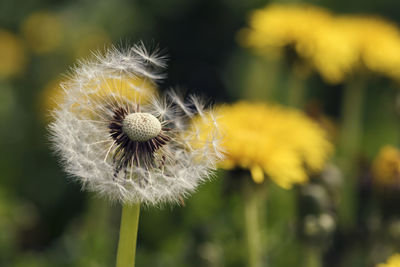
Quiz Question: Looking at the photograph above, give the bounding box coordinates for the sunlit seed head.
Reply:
[122,113,161,142]
[49,43,222,205]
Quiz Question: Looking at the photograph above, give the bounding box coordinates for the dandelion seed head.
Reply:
[49,43,221,205]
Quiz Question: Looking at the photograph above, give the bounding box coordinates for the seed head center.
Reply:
[122,113,162,142]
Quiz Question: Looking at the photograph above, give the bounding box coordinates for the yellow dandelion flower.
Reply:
[240,4,400,83]
[21,11,63,54]
[240,4,331,48]
[339,16,400,81]
[372,145,400,188]
[304,23,358,84]
[0,29,26,79]
[239,4,359,84]
[377,254,400,267]
[195,102,333,188]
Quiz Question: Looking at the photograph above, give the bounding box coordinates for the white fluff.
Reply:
[49,44,222,206]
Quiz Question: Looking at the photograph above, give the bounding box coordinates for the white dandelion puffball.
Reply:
[49,44,222,205]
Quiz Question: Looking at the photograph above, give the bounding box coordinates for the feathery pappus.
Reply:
[49,43,222,205]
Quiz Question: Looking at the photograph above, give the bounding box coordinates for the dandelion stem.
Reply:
[338,78,365,229]
[243,178,264,267]
[287,72,307,108]
[242,56,281,102]
[303,245,322,267]
[116,202,140,267]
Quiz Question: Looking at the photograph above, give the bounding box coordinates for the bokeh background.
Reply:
[1,0,400,266]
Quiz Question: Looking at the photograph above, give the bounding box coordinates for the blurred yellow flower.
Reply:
[338,16,400,81]
[239,4,331,48]
[377,253,400,267]
[0,29,26,79]
[239,4,358,84]
[21,11,63,54]
[194,102,333,188]
[40,76,157,122]
[372,146,400,188]
[239,4,400,83]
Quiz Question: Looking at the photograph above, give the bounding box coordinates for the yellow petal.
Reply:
[250,165,265,184]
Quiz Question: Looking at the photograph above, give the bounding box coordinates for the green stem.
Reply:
[116,202,141,267]
[338,78,365,229]
[243,179,265,267]
[287,73,307,108]
[242,56,281,102]
[303,245,322,267]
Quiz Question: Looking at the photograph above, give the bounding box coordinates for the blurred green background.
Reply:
[0,0,400,266]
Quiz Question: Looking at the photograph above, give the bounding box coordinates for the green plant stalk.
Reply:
[116,202,141,267]
[242,56,281,102]
[243,179,264,267]
[287,72,307,108]
[338,78,365,229]
[303,245,322,267]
